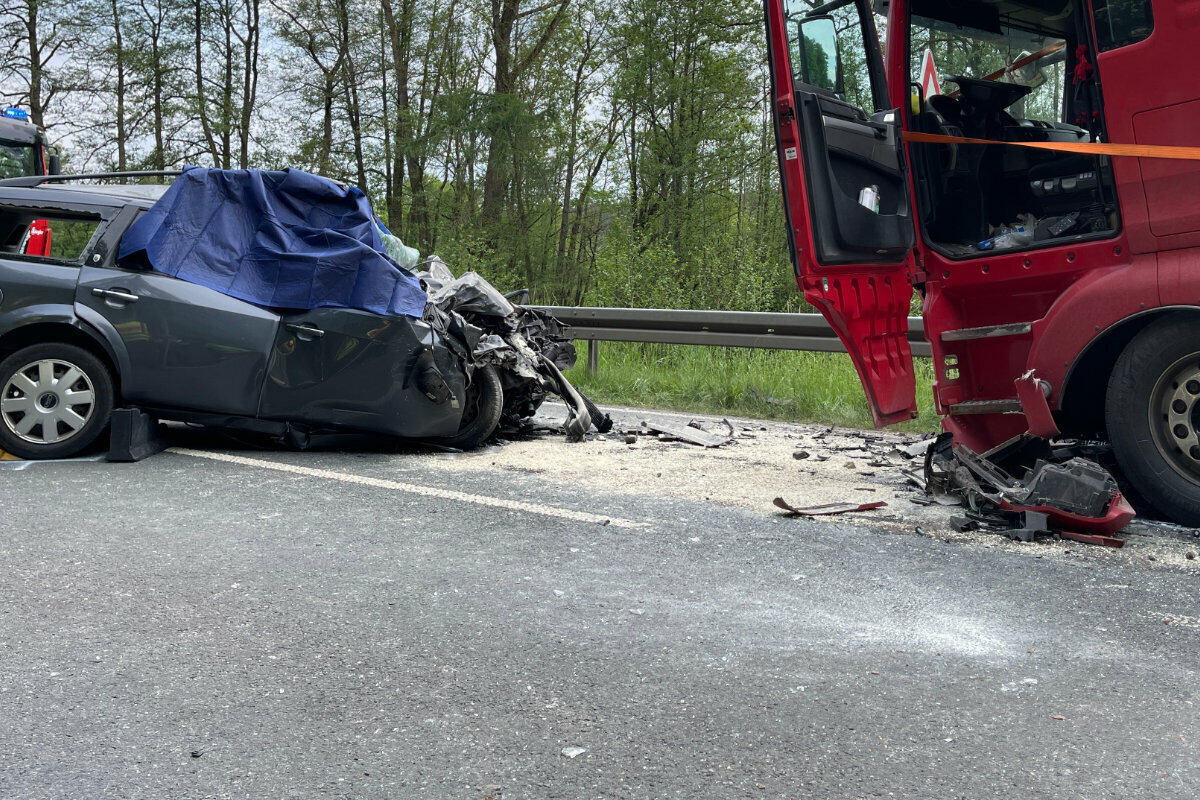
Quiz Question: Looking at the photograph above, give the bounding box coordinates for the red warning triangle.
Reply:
[920,48,941,98]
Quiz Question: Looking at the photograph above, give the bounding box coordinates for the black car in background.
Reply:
[0,175,499,459]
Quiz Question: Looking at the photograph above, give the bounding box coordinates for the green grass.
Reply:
[565,342,940,433]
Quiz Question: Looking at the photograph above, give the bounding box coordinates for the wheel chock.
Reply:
[107,408,167,462]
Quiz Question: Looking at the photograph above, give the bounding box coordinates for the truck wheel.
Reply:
[1106,317,1200,525]
[427,365,503,450]
[0,343,114,460]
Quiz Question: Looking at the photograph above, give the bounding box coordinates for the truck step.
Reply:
[948,399,1023,415]
[941,322,1033,343]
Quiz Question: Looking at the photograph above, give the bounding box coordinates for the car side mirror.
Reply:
[798,15,844,96]
[46,151,61,175]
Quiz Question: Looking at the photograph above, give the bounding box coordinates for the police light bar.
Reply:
[3,107,29,121]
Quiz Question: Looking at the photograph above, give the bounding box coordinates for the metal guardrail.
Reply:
[533,306,931,366]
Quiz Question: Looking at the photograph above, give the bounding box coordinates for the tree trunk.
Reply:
[239,0,260,168]
[381,0,415,234]
[195,0,221,163]
[479,0,518,228]
[23,0,45,127]
[111,0,127,171]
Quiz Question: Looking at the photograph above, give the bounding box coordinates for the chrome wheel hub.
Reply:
[1,359,96,445]
[1150,356,1200,482]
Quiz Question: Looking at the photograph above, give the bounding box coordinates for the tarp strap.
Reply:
[902,130,1200,161]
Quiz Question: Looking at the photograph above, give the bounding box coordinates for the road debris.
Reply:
[640,418,736,448]
[773,498,888,517]
[950,516,980,533]
[894,438,938,459]
[560,746,588,759]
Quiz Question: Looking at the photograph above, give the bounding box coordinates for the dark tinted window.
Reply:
[1092,0,1154,51]
[0,142,37,179]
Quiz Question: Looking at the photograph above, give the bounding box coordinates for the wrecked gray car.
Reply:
[0,167,601,459]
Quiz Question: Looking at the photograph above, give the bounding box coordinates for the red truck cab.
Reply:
[0,107,56,179]
[765,0,1200,523]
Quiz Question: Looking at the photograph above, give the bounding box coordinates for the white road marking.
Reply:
[167,447,644,529]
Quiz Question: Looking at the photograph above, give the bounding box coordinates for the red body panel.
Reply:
[803,272,918,427]
[23,219,51,257]
[769,0,1200,450]
[1093,0,1200,253]
[1015,371,1060,439]
[879,0,1200,453]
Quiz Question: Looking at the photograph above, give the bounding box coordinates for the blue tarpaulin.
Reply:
[118,167,426,318]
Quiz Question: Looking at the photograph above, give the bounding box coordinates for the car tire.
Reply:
[428,364,503,450]
[1106,317,1200,525]
[0,343,115,460]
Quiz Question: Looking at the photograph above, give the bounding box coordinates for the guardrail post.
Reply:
[587,340,599,375]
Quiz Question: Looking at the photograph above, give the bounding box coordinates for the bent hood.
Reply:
[118,166,426,319]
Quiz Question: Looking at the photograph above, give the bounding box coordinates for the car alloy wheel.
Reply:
[1,358,97,445]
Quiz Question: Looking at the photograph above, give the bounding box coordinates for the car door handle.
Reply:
[286,323,325,341]
[92,287,139,304]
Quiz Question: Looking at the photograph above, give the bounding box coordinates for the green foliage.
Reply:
[46,219,101,261]
[567,343,940,432]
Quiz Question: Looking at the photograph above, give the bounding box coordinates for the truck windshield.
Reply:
[0,141,37,179]
[910,16,1067,123]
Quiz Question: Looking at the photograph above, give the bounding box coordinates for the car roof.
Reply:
[0,183,164,211]
[54,183,170,203]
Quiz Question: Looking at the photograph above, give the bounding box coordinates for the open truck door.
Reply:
[765,0,918,426]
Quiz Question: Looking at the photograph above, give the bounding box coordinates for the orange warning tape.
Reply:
[902,130,1200,161]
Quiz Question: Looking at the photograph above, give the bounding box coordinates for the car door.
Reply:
[74,207,280,416]
[258,307,465,439]
[766,0,919,426]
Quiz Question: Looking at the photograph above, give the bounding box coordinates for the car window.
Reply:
[910,16,1067,124]
[783,0,883,115]
[0,141,37,179]
[0,206,103,264]
[1091,0,1154,52]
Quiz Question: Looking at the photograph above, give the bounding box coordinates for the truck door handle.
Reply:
[92,287,139,304]
[286,323,325,341]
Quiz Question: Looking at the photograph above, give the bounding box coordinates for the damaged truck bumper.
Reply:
[924,433,1135,547]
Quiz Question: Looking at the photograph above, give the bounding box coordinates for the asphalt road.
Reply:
[2,409,1199,799]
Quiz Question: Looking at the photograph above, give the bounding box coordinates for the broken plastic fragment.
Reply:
[772,498,888,517]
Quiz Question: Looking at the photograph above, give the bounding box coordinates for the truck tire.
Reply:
[427,364,503,450]
[1106,317,1200,525]
[0,343,114,460]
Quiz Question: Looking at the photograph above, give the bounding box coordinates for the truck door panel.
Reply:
[801,102,914,262]
[766,0,919,427]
